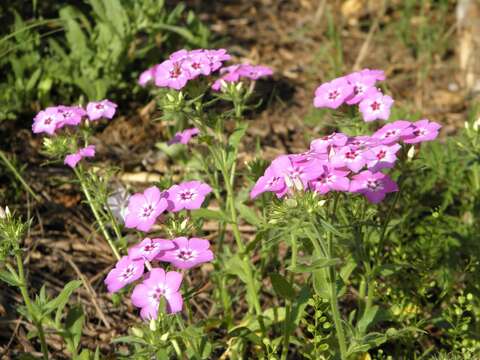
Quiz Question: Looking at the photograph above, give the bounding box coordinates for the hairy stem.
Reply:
[16,254,49,359]
[74,168,121,260]
[0,150,40,201]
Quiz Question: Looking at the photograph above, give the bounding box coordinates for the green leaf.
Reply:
[191,208,229,222]
[357,305,379,335]
[236,203,261,226]
[43,280,82,322]
[63,306,85,354]
[228,123,248,149]
[340,258,357,283]
[0,269,21,287]
[270,273,295,300]
[288,258,341,273]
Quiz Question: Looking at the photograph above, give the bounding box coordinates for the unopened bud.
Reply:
[292,177,304,192]
[473,118,480,132]
[407,146,416,161]
[284,175,294,189]
[0,207,5,219]
[131,327,144,338]
[149,319,157,331]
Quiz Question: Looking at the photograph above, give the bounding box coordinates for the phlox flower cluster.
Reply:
[313,69,394,122]
[31,99,118,168]
[138,48,273,94]
[139,48,231,90]
[251,120,441,204]
[105,180,214,319]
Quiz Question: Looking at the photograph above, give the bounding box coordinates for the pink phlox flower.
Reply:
[124,186,168,232]
[331,145,372,173]
[250,165,287,199]
[64,145,96,168]
[131,268,183,319]
[372,120,415,145]
[359,68,386,81]
[204,48,231,72]
[310,165,350,195]
[358,88,394,122]
[156,237,214,269]
[56,105,86,127]
[154,59,191,90]
[403,119,442,144]
[166,181,212,212]
[347,135,380,150]
[310,132,349,153]
[313,76,353,109]
[138,66,157,86]
[350,170,398,203]
[32,108,64,135]
[128,237,175,262]
[168,127,200,145]
[86,99,117,121]
[181,51,212,78]
[212,64,273,91]
[345,71,378,105]
[104,256,144,293]
[366,143,401,172]
[169,49,190,62]
[289,150,328,166]
[271,155,324,191]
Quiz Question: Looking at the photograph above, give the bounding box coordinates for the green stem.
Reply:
[16,254,49,359]
[281,271,294,360]
[221,163,266,336]
[74,168,121,260]
[0,150,40,201]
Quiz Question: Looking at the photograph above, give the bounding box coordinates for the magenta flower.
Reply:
[138,66,156,86]
[358,89,394,122]
[128,238,175,262]
[310,165,350,195]
[182,51,212,78]
[156,237,214,269]
[154,59,191,90]
[131,268,183,319]
[64,145,96,168]
[212,64,273,91]
[403,119,442,144]
[124,187,168,232]
[271,155,324,191]
[313,77,353,109]
[56,105,86,126]
[366,144,401,172]
[359,68,386,81]
[350,171,398,203]
[104,256,144,293]
[372,120,415,145]
[250,165,286,199]
[168,128,200,146]
[347,135,380,150]
[345,71,378,105]
[167,181,212,212]
[86,100,117,121]
[32,108,64,135]
[310,132,349,153]
[204,48,231,72]
[331,146,371,173]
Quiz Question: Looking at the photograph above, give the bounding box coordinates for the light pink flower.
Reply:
[310,165,350,194]
[131,268,183,319]
[212,64,273,91]
[168,128,200,145]
[138,66,156,86]
[166,181,212,212]
[156,237,214,269]
[128,238,175,262]
[64,145,96,168]
[331,146,371,173]
[124,187,168,232]
[250,165,286,199]
[181,52,212,78]
[104,256,144,293]
[32,108,64,135]
[310,132,349,153]
[204,49,231,72]
[313,77,353,109]
[345,71,378,105]
[372,120,415,145]
[350,170,398,203]
[358,89,394,122]
[154,60,191,90]
[403,119,442,144]
[56,105,86,127]
[86,100,117,121]
[366,144,401,172]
